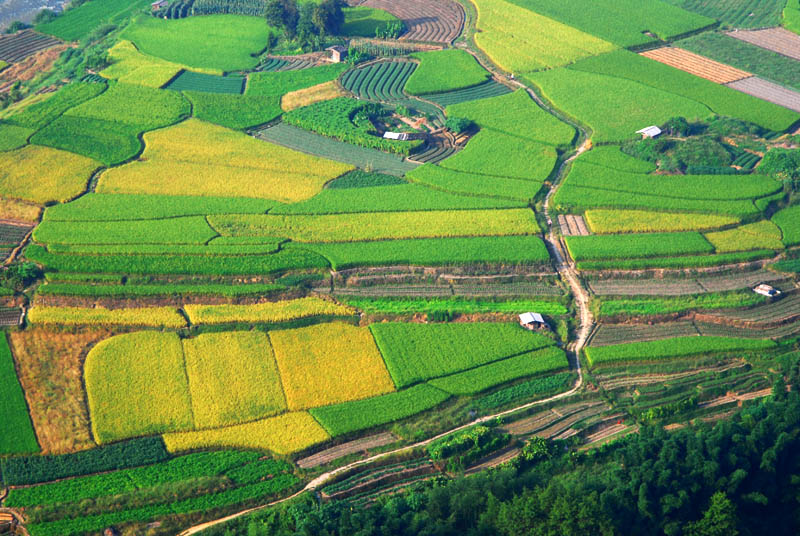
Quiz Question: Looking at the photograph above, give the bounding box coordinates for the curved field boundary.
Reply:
[252,123,419,176]
[726,76,800,113]
[640,47,751,84]
[423,79,513,107]
[340,60,417,101]
[357,0,464,43]
[0,30,61,63]
[727,27,800,62]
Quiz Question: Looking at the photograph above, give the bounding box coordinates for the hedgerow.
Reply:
[310,384,451,436]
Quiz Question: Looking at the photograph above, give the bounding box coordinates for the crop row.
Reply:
[585,336,776,366]
[341,60,416,101]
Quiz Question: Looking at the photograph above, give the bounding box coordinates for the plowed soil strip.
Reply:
[297,432,398,469]
[465,446,521,475]
[728,27,800,62]
[641,47,751,84]
[726,76,800,113]
[358,0,464,43]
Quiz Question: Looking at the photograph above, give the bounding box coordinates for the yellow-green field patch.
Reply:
[0,145,99,204]
[162,411,329,454]
[27,306,187,328]
[184,297,355,325]
[86,332,193,443]
[183,331,286,429]
[97,119,352,203]
[269,323,396,410]
[101,40,218,88]
[209,209,539,242]
[704,220,784,252]
[585,210,739,234]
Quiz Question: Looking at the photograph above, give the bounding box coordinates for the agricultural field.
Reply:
[565,232,714,261]
[0,30,61,62]
[0,334,38,454]
[27,306,187,327]
[586,336,776,366]
[662,0,786,28]
[639,47,751,85]
[405,49,490,95]
[340,6,401,37]
[357,0,464,43]
[471,0,615,73]
[704,220,785,252]
[584,210,739,234]
[772,205,800,246]
[0,145,99,204]
[97,119,352,201]
[164,70,245,94]
[36,0,150,41]
[183,297,355,325]
[340,60,416,101]
[122,15,273,71]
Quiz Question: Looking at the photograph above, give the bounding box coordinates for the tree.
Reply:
[312,0,344,36]
[4,21,30,34]
[684,492,739,536]
[265,0,298,38]
[33,8,58,24]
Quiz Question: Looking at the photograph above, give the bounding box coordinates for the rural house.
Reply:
[519,312,547,330]
[753,283,781,297]
[151,0,169,10]
[327,45,348,63]
[636,125,662,138]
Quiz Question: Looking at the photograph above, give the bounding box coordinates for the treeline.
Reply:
[264,0,346,45]
[211,387,800,535]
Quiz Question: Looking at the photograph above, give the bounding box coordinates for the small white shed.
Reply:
[519,312,547,330]
[636,125,662,138]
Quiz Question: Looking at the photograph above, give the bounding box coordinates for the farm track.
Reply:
[727,27,800,62]
[726,76,800,113]
[640,47,751,84]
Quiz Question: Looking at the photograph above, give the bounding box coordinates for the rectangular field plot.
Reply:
[34,216,217,246]
[424,80,512,107]
[585,335,776,366]
[0,221,32,244]
[565,232,714,261]
[164,70,245,94]
[310,384,451,437]
[705,294,800,324]
[407,164,543,202]
[209,209,539,243]
[726,77,800,113]
[584,210,738,234]
[253,123,418,177]
[371,322,555,388]
[589,270,786,296]
[295,235,551,270]
[773,205,800,246]
[588,322,700,346]
[558,214,589,236]
[728,28,800,62]
[640,47,751,84]
[27,306,187,328]
[268,323,396,410]
[183,332,286,429]
[663,0,785,28]
[0,30,61,63]
[184,297,355,325]
[704,221,784,253]
[428,346,568,395]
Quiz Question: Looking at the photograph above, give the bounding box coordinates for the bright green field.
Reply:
[663,0,786,28]
[0,123,33,151]
[0,334,39,455]
[773,205,800,246]
[340,6,401,37]
[37,0,150,40]
[565,232,714,261]
[586,336,776,366]
[405,49,490,95]
[123,15,273,72]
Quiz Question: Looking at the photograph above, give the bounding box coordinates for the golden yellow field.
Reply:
[281,81,345,111]
[0,198,41,223]
[269,323,395,410]
[209,209,539,242]
[27,306,187,328]
[86,332,194,443]
[585,209,739,234]
[163,411,330,454]
[0,145,99,204]
[472,0,614,73]
[704,220,785,252]
[100,40,212,88]
[96,119,353,202]
[184,297,355,325]
[183,331,286,429]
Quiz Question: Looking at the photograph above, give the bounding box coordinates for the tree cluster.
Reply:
[265,0,344,48]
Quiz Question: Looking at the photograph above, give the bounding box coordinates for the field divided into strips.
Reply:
[122,15,272,72]
[589,270,787,296]
[340,60,416,101]
[370,322,555,387]
[295,235,551,270]
[662,0,785,28]
[423,80,512,107]
[208,209,538,242]
[36,0,150,41]
[726,77,800,114]
[164,70,245,94]
[357,0,464,43]
[254,123,418,176]
[0,334,38,454]
[97,119,352,202]
[677,33,800,93]
[506,0,715,47]
[406,165,542,202]
[0,30,61,63]
[471,0,615,73]
[639,48,751,84]
[589,322,701,346]
[585,336,776,367]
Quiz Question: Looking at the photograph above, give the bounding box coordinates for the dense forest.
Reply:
[211,385,800,536]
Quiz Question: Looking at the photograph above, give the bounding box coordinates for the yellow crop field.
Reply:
[209,209,539,242]
[281,81,345,111]
[704,220,785,253]
[184,297,355,325]
[183,331,286,429]
[96,119,353,203]
[163,411,330,454]
[86,332,194,443]
[0,145,99,204]
[27,306,187,328]
[269,323,396,410]
[585,210,739,234]
[472,0,615,73]
[100,40,216,88]
[0,198,41,223]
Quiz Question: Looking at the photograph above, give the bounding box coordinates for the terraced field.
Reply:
[356,0,464,43]
[640,47,751,84]
[725,76,800,113]
[340,60,416,101]
[0,30,61,63]
[728,28,800,61]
